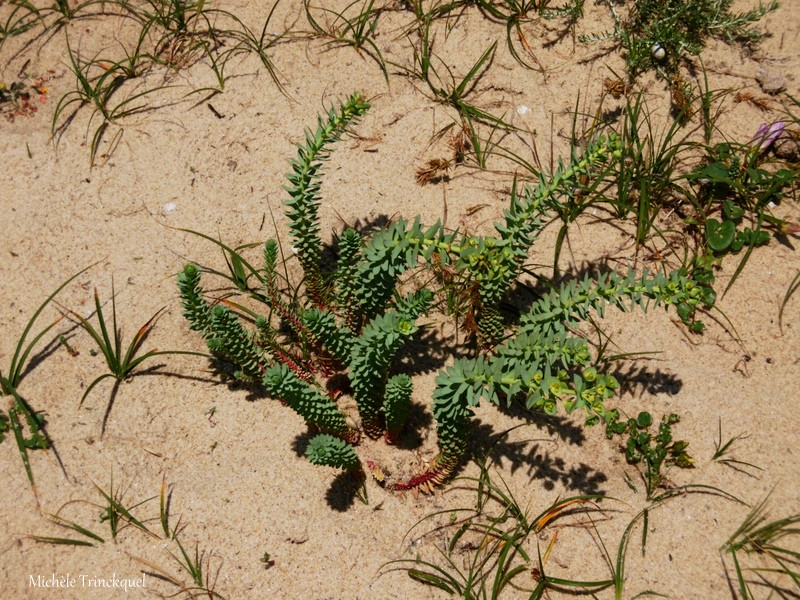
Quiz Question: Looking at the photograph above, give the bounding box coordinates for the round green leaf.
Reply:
[636,411,653,428]
[706,218,735,252]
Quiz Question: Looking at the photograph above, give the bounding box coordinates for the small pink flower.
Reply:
[753,121,785,152]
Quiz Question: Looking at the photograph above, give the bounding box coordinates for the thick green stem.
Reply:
[263,364,360,444]
[350,312,420,438]
[284,94,371,307]
[383,374,412,444]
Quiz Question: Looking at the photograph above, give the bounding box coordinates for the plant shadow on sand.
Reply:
[470,416,609,496]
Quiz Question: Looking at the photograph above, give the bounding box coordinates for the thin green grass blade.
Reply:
[8,316,63,389]
[174,227,262,284]
[80,373,115,407]
[407,568,458,594]
[93,482,155,537]
[641,508,649,556]
[160,476,170,537]
[173,536,203,586]
[89,288,117,374]
[542,574,615,589]
[111,282,122,368]
[29,535,97,547]
[120,307,167,369]
[123,349,208,376]
[730,549,751,600]
[492,529,527,595]
[48,514,106,544]
[455,41,496,98]
[448,520,471,554]
[8,401,36,496]
[8,262,97,386]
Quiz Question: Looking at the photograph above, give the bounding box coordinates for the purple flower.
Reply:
[753,121,785,152]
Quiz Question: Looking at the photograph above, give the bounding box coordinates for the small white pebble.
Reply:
[291,246,298,254]
[517,105,529,116]
[651,43,666,61]
[768,201,776,208]
[163,202,177,213]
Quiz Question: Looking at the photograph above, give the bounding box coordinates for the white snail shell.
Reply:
[651,43,666,61]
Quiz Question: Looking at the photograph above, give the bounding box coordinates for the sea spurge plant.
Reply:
[305,290,433,438]
[179,95,713,496]
[262,239,283,307]
[306,433,368,502]
[333,228,364,329]
[520,267,715,335]
[353,218,450,320]
[207,305,267,382]
[180,264,269,380]
[284,92,370,306]
[177,263,214,337]
[345,136,619,348]
[303,307,354,364]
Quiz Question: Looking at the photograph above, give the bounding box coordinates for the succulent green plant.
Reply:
[383,374,412,444]
[179,94,714,493]
[606,411,694,499]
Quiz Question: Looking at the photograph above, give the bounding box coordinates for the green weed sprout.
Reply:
[51,35,170,166]
[721,494,800,599]
[711,418,762,476]
[0,1,39,53]
[29,473,155,545]
[71,279,204,434]
[46,0,287,163]
[605,412,694,499]
[304,0,389,82]
[403,18,515,169]
[30,476,227,598]
[687,120,798,297]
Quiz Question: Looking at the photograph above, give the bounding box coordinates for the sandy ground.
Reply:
[1,1,799,598]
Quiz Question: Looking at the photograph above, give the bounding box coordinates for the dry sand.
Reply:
[1,1,798,598]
